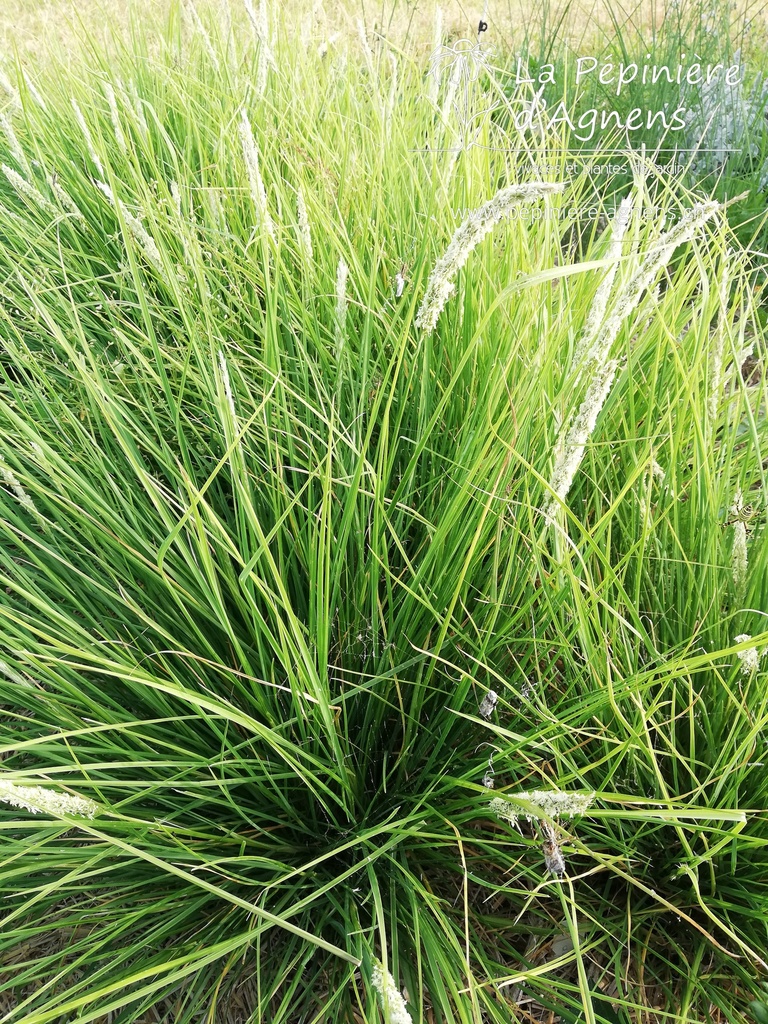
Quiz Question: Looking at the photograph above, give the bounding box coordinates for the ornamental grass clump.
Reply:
[0,7,767,1024]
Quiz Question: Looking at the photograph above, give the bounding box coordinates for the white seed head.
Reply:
[335,257,349,355]
[570,195,633,374]
[708,254,730,425]
[296,187,312,260]
[415,182,565,334]
[71,97,104,177]
[104,82,127,154]
[95,181,164,274]
[238,108,274,239]
[576,200,720,385]
[357,18,375,73]
[491,790,595,828]
[218,349,236,420]
[0,778,99,819]
[124,79,149,139]
[184,0,220,71]
[2,165,56,216]
[0,69,20,106]
[22,70,46,110]
[0,454,39,515]
[49,174,86,224]
[543,359,620,523]
[371,962,412,1024]
[731,489,748,603]
[244,0,275,78]
[734,634,761,676]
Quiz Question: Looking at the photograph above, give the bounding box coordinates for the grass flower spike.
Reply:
[491,790,596,829]
[571,195,633,374]
[731,488,748,603]
[96,180,164,273]
[71,97,104,177]
[296,186,312,260]
[543,358,619,523]
[0,778,99,819]
[414,182,564,333]
[2,165,56,215]
[371,962,413,1024]
[734,635,762,676]
[335,256,348,355]
[238,107,274,239]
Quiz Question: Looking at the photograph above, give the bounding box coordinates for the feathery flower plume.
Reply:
[256,44,269,95]
[371,962,412,1024]
[708,253,730,426]
[171,180,182,217]
[734,634,762,677]
[544,201,720,524]
[580,201,720,377]
[0,110,30,173]
[184,0,220,71]
[244,0,275,86]
[0,778,99,819]
[30,441,52,470]
[238,108,274,239]
[491,790,595,829]
[439,144,461,201]
[205,187,223,229]
[2,165,56,216]
[357,18,375,73]
[335,257,348,356]
[731,488,748,603]
[124,79,149,139]
[104,82,127,155]
[415,181,564,334]
[296,187,312,260]
[71,98,104,177]
[543,359,619,523]
[22,70,46,110]
[49,174,86,225]
[570,195,633,374]
[96,181,164,274]
[218,350,236,420]
[242,0,259,34]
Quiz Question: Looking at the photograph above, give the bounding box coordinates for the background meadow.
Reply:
[0,1,767,1022]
